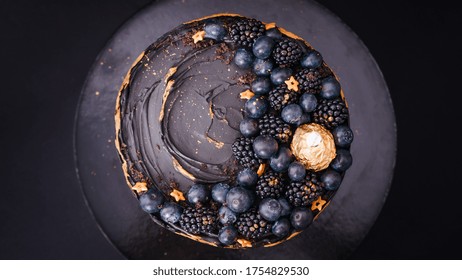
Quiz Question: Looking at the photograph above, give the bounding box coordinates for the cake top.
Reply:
[115,14,353,248]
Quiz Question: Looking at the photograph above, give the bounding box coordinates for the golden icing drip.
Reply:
[172,157,196,181]
[170,189,186,202]
[265,22,277,30]
[165,67,178,82]
[192,30,206,43]
[285,76,299,92]
[114,51,146,188]
[159,67,178,122]
[277,26,304,41]
[183,13,242,24]
[131,182,148,194]
[291,123,336,172]
[286,231,302,240]
[257,163,266,176]
[311,196,327,211]
[175,231,218,247]
[237,239,252,248]
[240,89,255,100]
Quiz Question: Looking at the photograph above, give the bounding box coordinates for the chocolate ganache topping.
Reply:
[118,19,247,194]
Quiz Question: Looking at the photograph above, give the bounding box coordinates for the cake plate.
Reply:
[74,0,396,259]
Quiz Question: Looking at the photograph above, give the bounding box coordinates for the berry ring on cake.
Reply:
[115,14,354,248]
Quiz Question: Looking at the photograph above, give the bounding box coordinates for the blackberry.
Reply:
[272,39,303,67]
[229,18,265,48]
[232,137,263,170]
[313,98,349,129]
[179,206,218,235]
[258,114,292,143]
[295,66,333,94]
[268,84,299,111]
[235,209,272,240]
[285,172,323,207]
[255,171,286,199]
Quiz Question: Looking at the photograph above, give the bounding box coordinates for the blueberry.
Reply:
[226,187,253,213]
[259,198,282,222]
[253,58,274,76]
[240,118,260,137]
[288,161,306,182]
[139,188,165,214]
[234,48,254,69]
[330,149,353,172]
[251,77,272,95]
[252,36,275,59]
[278,197,292,217]
[332,125,354,148]
[290,207,313,230]
[270,67,292,85]
[218,206,238,225]
[253,135,278,159]
[236,168,258,188]
[300,50,323,69]
[272,218,291,237]
[281,104,303,124]
[245,96,268,119]
[265,27,283,40]
[211,183,230,204]
[320,76,341,99]
[160,202,183,224]
[299,93,318,113]
[187,184,210,205]
[204,22,227,41]
[218,225,238,245]
[270,146,294,172]
[295,113,311,126]
[321,169,342,191]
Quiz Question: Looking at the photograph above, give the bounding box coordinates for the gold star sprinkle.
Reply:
[131,182,148,194]
[285,76,299,92]
[170,189,186,202]
[237,239,252,248]
[192,30,206,43]
[240,89,255,100]
[311,196,327,211]
[265,22,277,30]
[257,163,266,176]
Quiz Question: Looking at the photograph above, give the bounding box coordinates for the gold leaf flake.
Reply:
[257,163,266,176]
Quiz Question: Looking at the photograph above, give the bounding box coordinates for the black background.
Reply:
[1,0,460,259]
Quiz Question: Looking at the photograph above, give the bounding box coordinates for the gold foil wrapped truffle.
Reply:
[290,123,336,172]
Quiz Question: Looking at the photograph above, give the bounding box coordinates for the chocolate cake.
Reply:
[115,14,354,248]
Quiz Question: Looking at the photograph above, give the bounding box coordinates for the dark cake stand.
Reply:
[74,0,396,259]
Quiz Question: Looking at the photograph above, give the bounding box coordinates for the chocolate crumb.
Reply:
[129,164,146,182]
[237,72,256,85]
[215,43,234,64]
